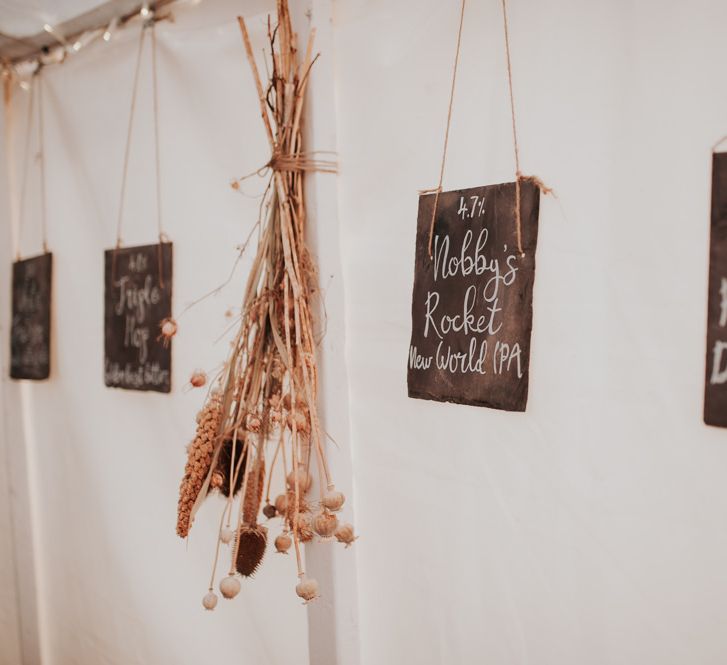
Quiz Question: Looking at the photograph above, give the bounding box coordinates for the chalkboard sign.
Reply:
[104,242,172,393]
[705,153,727,426]
[10,252,52,380]
[408,181,540,411]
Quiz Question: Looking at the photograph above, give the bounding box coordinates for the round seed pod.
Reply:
[160,318,178,339]
[202,591,218,610]
[210,471,224,489]
[286,469,312,492]
[275,533,292,553]
[294,514,314,542]
[295,577,319,603]
[313,511,338,538]
[219,576,241,599]
[321,491,345,512]
[219,528,234,545]
[335,523,356,547]
[245,413,262,433]
[190,370,207,388]
[262,503,277,519]
[274,493,288,515]
[286,411,311,434]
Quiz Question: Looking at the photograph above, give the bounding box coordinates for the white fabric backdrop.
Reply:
[0,1,315,663]
[5,0,727,663]
[333,1,727,664]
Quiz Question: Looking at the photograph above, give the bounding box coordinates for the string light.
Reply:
[140,3,152,18]
[103,17,118,42]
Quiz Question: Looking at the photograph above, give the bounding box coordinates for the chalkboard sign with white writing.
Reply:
[10,253,52,380]
[408,181,539,411]
[104,242,172,393]
[705,153,727,426]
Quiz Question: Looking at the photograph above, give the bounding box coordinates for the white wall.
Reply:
[333,0,727,664]
[6,0,727,663]
[0,1,318,663]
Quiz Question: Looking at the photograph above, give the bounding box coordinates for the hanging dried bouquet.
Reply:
[176,1,354,609]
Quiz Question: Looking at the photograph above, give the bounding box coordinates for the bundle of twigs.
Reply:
[176,1,354,610]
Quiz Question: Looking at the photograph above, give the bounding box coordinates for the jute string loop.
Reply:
[114,19,166,285]
[426,0,544,258]
[501,0,524,256]
[18,67,49,260]
[426,0,467,258]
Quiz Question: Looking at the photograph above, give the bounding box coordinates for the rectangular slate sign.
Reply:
[705,152,727,426]
[104,242,172,393]
[408,181,539,411]
[10,252,52,380]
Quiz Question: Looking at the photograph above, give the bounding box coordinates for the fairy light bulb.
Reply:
[140,3,151,18]
[103,17,118,42]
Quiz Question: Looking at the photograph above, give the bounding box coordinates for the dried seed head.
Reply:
[219,576,241,599]
[202,591,218,610]
[235,524,268,577]
[177,393,223,538]
[262,503,277,519]
[313,511,338,538]
[245,413,262,433]
[295,577,319,603]
[219,527,234,545]
[160,317,178,339]
[286,469,313,493]
[294,513,314,542]
[275,533,292,553]
[274,493,288,515]
[210,471,224,489]
[230,179,240,190]
[335,523,357,547]
[321,490,345,512]
[190,370,207,388]
[286,411,311,434]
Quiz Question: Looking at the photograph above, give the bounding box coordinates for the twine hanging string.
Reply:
[501,0,524,255]
[17,66,49,260]
[2,67,20,260]
[424,0,467,259]
[425,0,550,259]
[113,18,166,285]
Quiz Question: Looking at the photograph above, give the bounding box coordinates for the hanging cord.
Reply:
[37,73,48,254]
[501,0,524,256]
[113,18,166,286]
[425,0,466,259]
[2,66,20,260]
[151,21,164,244]
[17,68,48,259]
[16,71,34,260]
[115,25,147,249]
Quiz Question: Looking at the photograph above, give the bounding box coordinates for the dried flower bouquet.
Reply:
[176,0,354,610]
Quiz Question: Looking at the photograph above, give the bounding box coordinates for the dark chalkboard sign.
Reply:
[10,252,52,380]
[705,153,727,426]
[407,181,539,411]
[104,242,172,393]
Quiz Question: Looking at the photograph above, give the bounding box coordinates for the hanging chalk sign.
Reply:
[104,242,172,393]
[705,152,727,426]
[407,181,539,411]
[10,253,52,380]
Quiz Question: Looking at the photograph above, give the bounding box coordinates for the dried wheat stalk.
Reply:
[178,0,354,609]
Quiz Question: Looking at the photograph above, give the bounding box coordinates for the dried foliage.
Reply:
[176,0,355,608]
